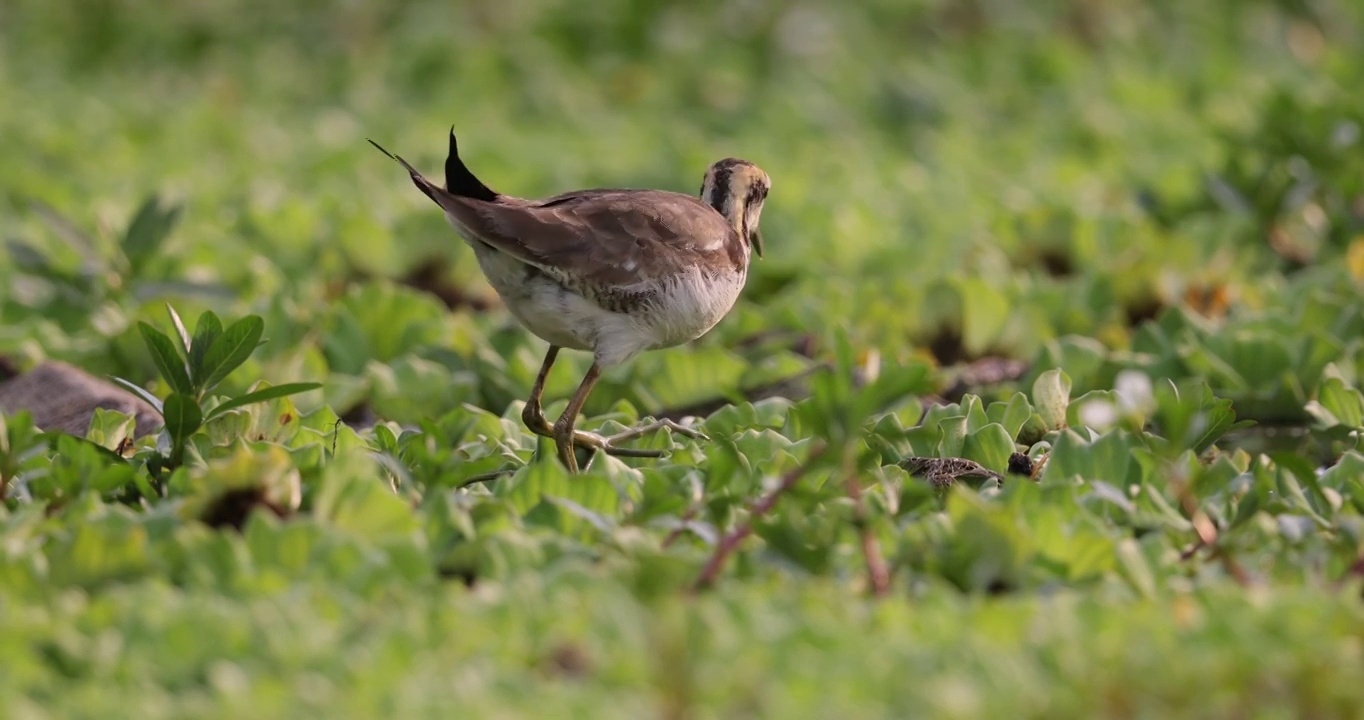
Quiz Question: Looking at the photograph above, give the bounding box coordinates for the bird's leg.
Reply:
[520,347,620,456]
[553,362,604,473]
[520,346,560,437]
[538,358,708,471]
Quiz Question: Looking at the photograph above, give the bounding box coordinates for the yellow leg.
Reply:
[553,362,604,474]
[531,355,710,472]
[520,346,559,436]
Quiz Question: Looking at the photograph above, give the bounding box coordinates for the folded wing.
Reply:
[444,189,738,304]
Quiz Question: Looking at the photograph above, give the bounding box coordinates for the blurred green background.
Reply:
[4,0,1362,425]
[5,2,1364,718]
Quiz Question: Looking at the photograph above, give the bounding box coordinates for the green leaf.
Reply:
[1114,538,1156,599]
[162,393,203,446]
[1032,368,1072,431]
[202,382,322,423]
[42,432,131,470]
[939,492,1033,593]
[198,315,265,392]
[122,195,182,275]
[624,346,747,414]
[110,377,164,414]
[503,460,573,516]
[544,495,617,537]
[166,304,192,361]
[313,455,420,539]
[189,311,224,387]
[997,392,1033,441]
[138,321,193,396]
[1320,452,1364,513]
[0,411,43,463]
[179,444,302,523]
[85,408,136,451]
[937,416,968,457]
[958,277,1010,357]
[960,395,990,433]
[961,423,1014,472]
[46,513,151,589]
[1314,377,1364,429]
[372,423,399,454]
[903,424,943,457]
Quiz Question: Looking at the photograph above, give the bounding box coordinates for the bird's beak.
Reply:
[751,228,764,258]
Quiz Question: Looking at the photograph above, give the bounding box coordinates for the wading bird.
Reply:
[370,129,771,472]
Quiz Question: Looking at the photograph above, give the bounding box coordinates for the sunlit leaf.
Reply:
[198,315,265,392]
[202,382,322,423]
[189,311,224,387]
[138,321,192,396]
[166,303,192,361]
[1032,369,1071,431]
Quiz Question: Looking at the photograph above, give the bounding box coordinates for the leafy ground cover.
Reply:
[3,0,1364,716]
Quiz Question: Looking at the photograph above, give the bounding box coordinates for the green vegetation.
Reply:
[3,0,1364,716]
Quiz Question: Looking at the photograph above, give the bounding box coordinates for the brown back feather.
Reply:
[372,137,747,307]
[437,188,741,291]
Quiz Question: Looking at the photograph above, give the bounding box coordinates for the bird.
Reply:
[898,452,1044,488]
[898,456,1006,488]
[368,128,771,473]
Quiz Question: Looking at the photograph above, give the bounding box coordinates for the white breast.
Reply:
[589,266,747,367]
[447,211,747,367]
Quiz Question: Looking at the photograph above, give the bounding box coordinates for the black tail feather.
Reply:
[444,127,499,202]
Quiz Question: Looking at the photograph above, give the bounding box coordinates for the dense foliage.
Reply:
[3,0,1364,716]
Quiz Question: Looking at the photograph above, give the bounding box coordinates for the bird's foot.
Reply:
[549,419,708,472]
[597,418,708,457]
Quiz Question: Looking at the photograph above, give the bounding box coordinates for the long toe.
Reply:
[570,430,608,450]
[659,419,708,441]
[604,418,709,447]
[600,446,667,459]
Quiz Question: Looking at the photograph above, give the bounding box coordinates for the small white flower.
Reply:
[1115,370,1155,416]
[1079,399,1119,432]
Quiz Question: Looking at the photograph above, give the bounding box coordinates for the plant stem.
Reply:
[661,505,698,549]
[693,442,827,592]
[844,468,890,597]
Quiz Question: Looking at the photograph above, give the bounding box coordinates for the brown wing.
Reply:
[369,139,738,308]
[442,188,738,293]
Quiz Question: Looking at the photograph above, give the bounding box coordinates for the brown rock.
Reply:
[0,361,163,438]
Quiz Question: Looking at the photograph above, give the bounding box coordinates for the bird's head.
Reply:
[700,158,771,258]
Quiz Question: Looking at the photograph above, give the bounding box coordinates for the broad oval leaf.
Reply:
[961,422,1014,472]
[1032,368,1071,431]
[162,393,203,445]
[199,315,265,393]
[1317,377,1364,429]
[936,415,968,457]
[997,392,1033,441]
